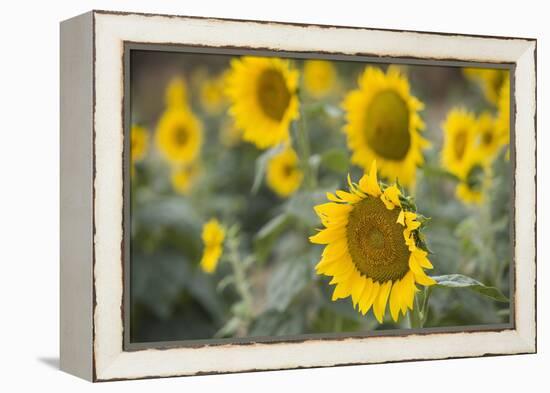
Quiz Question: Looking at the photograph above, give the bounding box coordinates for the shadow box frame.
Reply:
[60,10,537,382]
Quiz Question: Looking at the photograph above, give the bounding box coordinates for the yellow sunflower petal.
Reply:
[389,279,402,322]
[358,161,382,197]
[373,281,392,323]
[359,279,378,315]
[350,271,367,307]
[397,210,405,225]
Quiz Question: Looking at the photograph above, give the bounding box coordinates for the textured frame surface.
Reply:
[61,10,536,382]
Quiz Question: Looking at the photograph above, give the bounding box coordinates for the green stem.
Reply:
[226,229,253,320]
[296,97,316,190]
[409,293,423,329]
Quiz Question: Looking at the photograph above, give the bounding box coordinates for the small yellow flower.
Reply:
[342,66,429,188]
[200,219,225,274]
[131,125,149,162]
[441,108,477,179]
[310,161,435,323]
[165,77,189,109]
[199,73,228,115]
[266,147,304,197]
[225,56,300,149]
[171,162,200,195]
[156,107,203,164]
[303,60,338,98]
[463,68,509,106]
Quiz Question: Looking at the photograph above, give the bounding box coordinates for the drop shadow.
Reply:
[38,356,60,370]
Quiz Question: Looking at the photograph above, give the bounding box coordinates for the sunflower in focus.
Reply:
[171,162,201,195]
[225,56,300,149]
[310,161,435,323]
[463,68,509,106]
[342,67,428,188]
[303,60,338,98]
[131,125,149,162]
[200,73,228,115]
[200,219,225,274]
[156,107,203,164]
[266,147,303,197]
[165,77,189,109]
[441,108,476,178]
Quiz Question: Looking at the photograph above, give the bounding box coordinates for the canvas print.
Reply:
[128,50,511,344]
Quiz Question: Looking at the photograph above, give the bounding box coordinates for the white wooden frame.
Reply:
[60,10,537,382]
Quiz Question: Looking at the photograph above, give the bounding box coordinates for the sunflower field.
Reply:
[129,50,511,343]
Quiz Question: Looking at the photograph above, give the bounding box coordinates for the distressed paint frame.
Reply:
[60,10,537,382]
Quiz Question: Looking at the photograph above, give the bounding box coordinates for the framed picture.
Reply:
[60,10,537,382]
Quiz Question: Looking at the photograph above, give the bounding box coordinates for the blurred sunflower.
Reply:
[303,60,338,98]
[156,108,203,164]
[266,147,304,197]
[199,73,228,115]
[342,67,428,188]
[441,108,476,178]
[463,68,509,106]
[310,161,435,323]
[165,77,189,109]
[171,162,201,195]
[131,125,149,162]
[496,78,511,148]
[200,219,225,274]
[456,153,488,205]
[474,111,502,158]
[225,56,300,149]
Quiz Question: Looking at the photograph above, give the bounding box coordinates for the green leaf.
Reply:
[251,144,285,194]
[320,148,349,173]
[433,274,509,303]
[266,260,310,312]
[254,213,291,263]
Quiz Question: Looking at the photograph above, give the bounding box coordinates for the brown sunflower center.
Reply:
[481,129,493,147]
[282,163,295,178]
[364,90,411,161]
[257,69,291,122]
[173,126,189,147]
[453,130,468,160]
[346,196,410,282]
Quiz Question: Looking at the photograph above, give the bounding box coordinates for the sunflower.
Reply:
[199,73,228,115]
[474,111,502,159]
[266,147,304,197]
[342,66,428,188]
[310,161,435,323]
[171,162,200,195]
[463,68,509,106]
[455,149,490,204]
[156,107,203,164]
[303,60,338,98]
[200,219,225,274]
[225,56,300,149]
[441,108,477,178]
[496,78,510,147]
[131,125,149,162]
[165,77,189,109]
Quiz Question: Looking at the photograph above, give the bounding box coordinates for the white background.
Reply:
[0,0,545,391]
